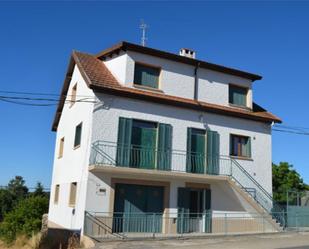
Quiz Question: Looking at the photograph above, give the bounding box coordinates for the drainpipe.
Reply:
[194,62,200,101]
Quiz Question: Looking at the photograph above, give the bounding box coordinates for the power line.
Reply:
[0,90,94,98]
[0,92,98,107]
[272,128,309,136]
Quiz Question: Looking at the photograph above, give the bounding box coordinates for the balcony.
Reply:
[89,141,234,181]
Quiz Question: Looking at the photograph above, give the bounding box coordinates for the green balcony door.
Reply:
[187,128,206,173]
[187,128,220,175]
[113,184,164,233]
[131,120,157,169]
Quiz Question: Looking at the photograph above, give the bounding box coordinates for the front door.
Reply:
[113,183,164,233]
[177,187,212,233]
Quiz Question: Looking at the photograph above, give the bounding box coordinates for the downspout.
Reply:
[194,62,200,101]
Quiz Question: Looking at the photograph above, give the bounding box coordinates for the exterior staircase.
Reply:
[85,141,285,239]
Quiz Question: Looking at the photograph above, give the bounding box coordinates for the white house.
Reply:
[48,41,283,239]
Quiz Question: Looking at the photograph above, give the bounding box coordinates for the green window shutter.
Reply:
[206,130,220,175]
[186,128,193,173]
[116,117,132,167]
[134,63,159,88]
[177,187,190,233]
[204,189,212,233]
[229,86,247,107]
[157,123,172,171]
[244,137,251,158]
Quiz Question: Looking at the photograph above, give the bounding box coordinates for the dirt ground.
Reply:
[94,232,309,249]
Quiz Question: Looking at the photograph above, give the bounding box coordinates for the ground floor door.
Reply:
[177,187,212,233]
[113,183,164,233]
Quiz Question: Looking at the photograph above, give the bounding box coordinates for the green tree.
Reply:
[33,182,44,197]
[7,176,28,201]
[0,189,14,221]
[0,196,49,243]
[272,162,309,205]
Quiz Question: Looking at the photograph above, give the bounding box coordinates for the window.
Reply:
[69,182,77,207]
[229,85,248,107]
[58,137,64,158]
[70,84,77,107]
[74,123,82,148]
[230,135,251,158]
[54,184,60,204]
[134,63,160,89]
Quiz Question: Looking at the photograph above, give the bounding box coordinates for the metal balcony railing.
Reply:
[90,140,286,226]
[90,141,232,176]
[84,211,280,239]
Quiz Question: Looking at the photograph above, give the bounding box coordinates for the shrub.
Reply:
[0,196,49,244]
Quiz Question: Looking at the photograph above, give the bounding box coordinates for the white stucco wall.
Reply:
[91,93,272,194]
[103,50,253,108]
[103,52,128,85]
[48,65,95,230]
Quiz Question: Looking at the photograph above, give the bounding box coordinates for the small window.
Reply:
[70,84,77,107]
[134,63,160,89]
[54,184,60,204]
[74,123,82,148]
[58,137,65,158]
[230,135,251,158]
[229,85,248,107]
[69,182,77,207]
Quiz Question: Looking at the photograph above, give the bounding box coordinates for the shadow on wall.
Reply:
[94,93,270,135]
[212,181,246,212]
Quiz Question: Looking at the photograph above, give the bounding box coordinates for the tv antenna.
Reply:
[140,19,148,47]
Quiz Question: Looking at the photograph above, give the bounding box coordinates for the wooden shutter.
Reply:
[134,63,159,88]
[177,187,190,233]
[69,182,77,207]
[157,123,172,170]
[54,184,60,204]
[204,188,212,233]
[245,137,252,158]
[186,128,193,173]
[229,85,247,107]
[116,117,132,167]
[206,130,220,175]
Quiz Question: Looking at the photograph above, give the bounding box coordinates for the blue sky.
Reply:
[0,1,308,188]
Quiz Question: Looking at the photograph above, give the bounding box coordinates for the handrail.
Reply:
[90,140,285,226]
[84,211,126,239]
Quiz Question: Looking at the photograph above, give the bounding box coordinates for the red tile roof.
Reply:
[51,51,281,131]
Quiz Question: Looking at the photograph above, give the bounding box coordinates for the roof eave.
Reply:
[96,41,262,81]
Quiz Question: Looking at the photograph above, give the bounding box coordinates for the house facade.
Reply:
[48,42,282,238]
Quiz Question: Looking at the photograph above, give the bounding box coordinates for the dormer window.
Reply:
[229,85,248,108]
[134,63,160,89]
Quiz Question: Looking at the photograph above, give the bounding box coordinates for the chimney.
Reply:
[179,48,196,59]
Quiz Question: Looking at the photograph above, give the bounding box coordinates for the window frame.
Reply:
[54,184,60,204]
[230,134,252,159]
[74,122,82,149]
[70,83,77,107]
[133,62,161,90]
[69,182,77,207]
[58,137,65,158]
[228,84,249,108]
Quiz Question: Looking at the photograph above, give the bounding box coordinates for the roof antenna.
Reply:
[140,19,148,47]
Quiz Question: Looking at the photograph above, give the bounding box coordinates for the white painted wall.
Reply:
[48,65,95,230]
[84,173,262,217]
[103,50,253,108]
[91,93,272,194]
[103,51,128,85]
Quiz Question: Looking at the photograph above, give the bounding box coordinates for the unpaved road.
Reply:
[95,232,309,249]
